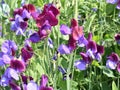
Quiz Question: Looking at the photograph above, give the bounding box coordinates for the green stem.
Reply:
[74,0,78,20]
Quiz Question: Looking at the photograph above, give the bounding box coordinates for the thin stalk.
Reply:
[67,53,74,90]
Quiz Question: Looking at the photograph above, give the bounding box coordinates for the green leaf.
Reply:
[112,81,118,90]
[100,66,115,78]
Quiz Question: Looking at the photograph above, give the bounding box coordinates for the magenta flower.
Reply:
[36,4,59,28]
[86,41,97,59]
[10,60,26,72]
[106,53,120,69]
[21,43,33,63]
[39,74,53,90]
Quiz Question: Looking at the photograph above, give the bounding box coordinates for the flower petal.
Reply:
[60,25,71,35]
[58,44,70,54]
[74,60,87,70]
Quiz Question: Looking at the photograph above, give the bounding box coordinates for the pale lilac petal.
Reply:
[117,63,120,73]
[58,44,70,54]
[74,60,87,70]
[27,81,38,90]
[60,25,71,35]
[106,59,117,69]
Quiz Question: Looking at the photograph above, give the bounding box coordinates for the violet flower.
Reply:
[58,44,71,54]
[1,40,17,56]
[10,15,28,36]
[106,53,120,69]
[0,68,19,87]
[86,41,97,59]
[60,25,71,35]
[74,52,92,70]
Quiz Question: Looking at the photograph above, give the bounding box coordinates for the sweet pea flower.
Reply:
[1,40,17,56]
[74,52,92,70]
[10,15,28,35]
[58,44,71,54]
[36,4,60,28]
[106,53,120,69]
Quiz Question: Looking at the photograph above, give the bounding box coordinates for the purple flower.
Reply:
[22,9,31,21]
[58,44,71,54]
[74,60,87,70]
[94,45,104,61]
[74,52,92,70]
[10,15,28,35]
[10,60,26,72]
[29,33,41,43]
[78,35,88,47]
[106,53,120,69]
[21,44,33,63]
[115,33,120,44]
[0,68,19,86]
[86,41,97,59]
[1,40,17,56]
[60,25,71,35]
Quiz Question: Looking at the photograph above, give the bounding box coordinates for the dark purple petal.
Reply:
[60,25,71,35]
[23,4,36,13]
[107,53,120,62]
[58,66,66,75]
[80,52,92,64]
[106,59,117,69]
[21,75,33,84]
[74,60,87,70]
[58,44,71,54]
[96,45,104,54]
[9,82,21,90]
[10,60,25,72]
[40,74,48,87]
[29,33,40,43]
[21,46,33,62]
[86,41,97,53]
